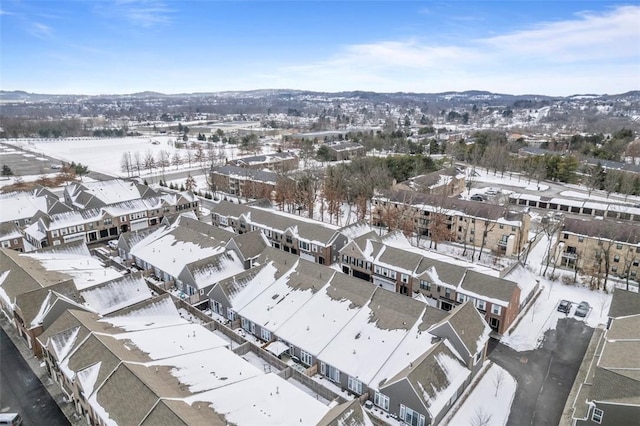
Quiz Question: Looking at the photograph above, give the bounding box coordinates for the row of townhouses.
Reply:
[206,247,491,426]
[0,179,199,251]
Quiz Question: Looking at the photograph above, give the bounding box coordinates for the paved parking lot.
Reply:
[0,143,63,176]
[488,318,594,426]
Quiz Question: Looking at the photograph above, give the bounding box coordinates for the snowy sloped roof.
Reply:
[217,261,283,311]
[101,294,186,331]
[394,340,471,419]
[0,191,50,223]
[274,272,376,355]
[66,179,156,207]
[238,259,328,333]
[113,323,229,360]
[130,223,228,278]
[80,274,151,315]
[339,221,374,241]
[187,251,245,290]
[317,289,427,385]
[22,251,122,290]
[185,373,329,426]
[146,347,264,394]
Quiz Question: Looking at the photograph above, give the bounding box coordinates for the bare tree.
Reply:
[157,150,170,178]
[144,150,155,175]
[133,151,142,176]
[470,408,493,426]
[171,151,182,170]
[541,216,563,277]
[120,152,132,177]
[185,149,194,168]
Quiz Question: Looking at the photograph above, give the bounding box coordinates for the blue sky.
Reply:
[1,1,638,95]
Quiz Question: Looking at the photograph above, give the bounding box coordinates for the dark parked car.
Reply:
[470,194,485,202]
[557,300,571,314]
[575,301,590,317]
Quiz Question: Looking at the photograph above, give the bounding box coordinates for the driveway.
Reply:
[488,318,594,426]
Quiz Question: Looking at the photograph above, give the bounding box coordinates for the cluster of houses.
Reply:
[3,169,639,425]
[0,179,199,251]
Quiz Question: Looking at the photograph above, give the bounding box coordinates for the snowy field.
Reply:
[443,363,517,426]
[12,136,279,178]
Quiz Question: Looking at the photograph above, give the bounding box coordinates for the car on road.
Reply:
[485,188,501,195]
[575,301,590,317]
[470,194,485,202]
[0,413,23,426]
[557,300,572,314]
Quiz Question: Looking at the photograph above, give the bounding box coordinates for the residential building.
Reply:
[339,232,531,334]
[23,192,198,249]
[211,200,348,265]
[557,218,640,283]
[509,193,640,223]
[373,189,530,257]
[0,187,72,228]
[0,222,25,252]
[37,296,345,426]
[228,151,298,172]
[118,215,267,306]
[393,167,466,196]
[570,289,640,425]
[323,141,365,161]
[63,179,158,209]
[210,165,279,200]
[208,248,492,425]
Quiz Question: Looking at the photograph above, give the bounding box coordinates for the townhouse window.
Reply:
[78,224,84,231]
[444,289,452,299]
[212,300,223,315]
[616,243,623,250]
[499,224,504,229]
[120,216,126,222]
[69,226,76,233]
[636,246,640,253]
[631,270,637,277]
[104,218,112,225]
[227,309,236,321]
[457,293,466,303]
[511,226,516,232]
[492,305,502,315]
[321,363,340,383]
[591,408,603,424]
[347,376,363,395]
[476,300,486,311]
[312,244,318,252]
[470,229,475,235]
[437,285,442,293]
[374,392,390,411]
[578,236,584,242]
[342,255,348,263]
[261,328,271,342]
[633,259,639,267]
[52,230,59,237]
[374,265,382,275]
[389,270,397,280]
[299,241,310,251]
[286,236,293,244]
[564,233,569,239]
[61,228,68,235]
[611,266,618,273]
[614,255,620,263]
[399,405,425,426]
[241,318,251,333]
[420,280,431,291]
[401,274,409,284]
[300,350,313,366]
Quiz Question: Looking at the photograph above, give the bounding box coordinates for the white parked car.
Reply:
[108,240,118,249]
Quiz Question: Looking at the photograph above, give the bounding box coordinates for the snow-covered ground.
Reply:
[471,169,550,191]
[443,363,516,426]
[500,234,613,352]
[12,136,279,178]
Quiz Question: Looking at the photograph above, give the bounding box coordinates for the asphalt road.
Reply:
[0,328,69,426]
[488,318,594,426]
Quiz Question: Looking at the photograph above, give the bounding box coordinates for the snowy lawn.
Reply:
[443,363,516,426]
[501,275,612,352]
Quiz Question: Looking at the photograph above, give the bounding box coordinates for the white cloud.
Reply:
[111,0,174,27]
[266,5,640,95]
[30,22,52,39]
